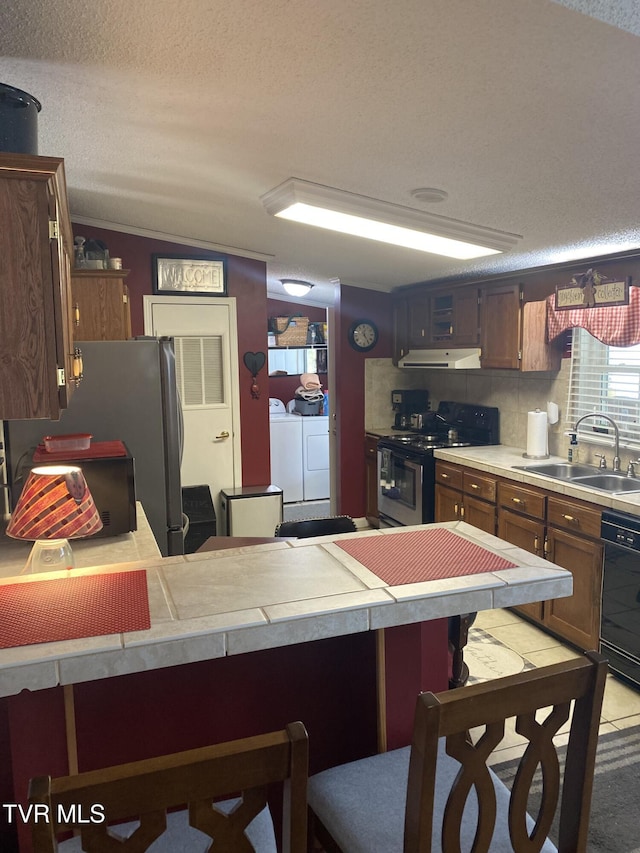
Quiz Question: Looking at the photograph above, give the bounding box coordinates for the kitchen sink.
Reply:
[515,463,596,479]
[570,474,640,493]
[512,463,640,494]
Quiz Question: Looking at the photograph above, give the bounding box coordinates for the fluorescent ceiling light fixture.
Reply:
[281,279,313,297]
[261,179,521,260]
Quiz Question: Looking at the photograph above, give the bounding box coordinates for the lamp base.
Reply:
[27,539,75,573]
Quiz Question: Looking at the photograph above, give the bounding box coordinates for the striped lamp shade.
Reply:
[7,466,103,541]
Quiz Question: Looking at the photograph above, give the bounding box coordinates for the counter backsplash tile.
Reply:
[365,358,571,458]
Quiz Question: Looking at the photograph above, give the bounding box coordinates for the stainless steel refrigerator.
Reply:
[4,338,184,556]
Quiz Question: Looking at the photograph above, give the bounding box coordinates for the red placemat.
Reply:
[334,529,517,585]
[0,570,150,649]
[33,440,128,462]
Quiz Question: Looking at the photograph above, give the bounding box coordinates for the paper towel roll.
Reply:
[526,410,548,457]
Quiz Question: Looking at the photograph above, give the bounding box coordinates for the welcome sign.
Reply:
[555,269,630,310]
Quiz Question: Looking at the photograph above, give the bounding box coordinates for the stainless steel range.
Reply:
[377,401,499,527]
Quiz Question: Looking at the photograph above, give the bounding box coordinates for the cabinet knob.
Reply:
[562,513,576,523]
[440,472,449,479]
[512,496,524,505]
[73,303,80,326]
[470,483,479,489]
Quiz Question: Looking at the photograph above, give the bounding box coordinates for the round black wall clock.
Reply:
[348,319,379,352]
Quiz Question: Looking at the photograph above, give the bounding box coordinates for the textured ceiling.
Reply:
[1,0,639,306]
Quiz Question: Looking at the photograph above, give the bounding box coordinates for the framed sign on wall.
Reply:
[152,254,227,296]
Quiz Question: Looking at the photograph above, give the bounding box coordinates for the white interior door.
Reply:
[144,296,241,524]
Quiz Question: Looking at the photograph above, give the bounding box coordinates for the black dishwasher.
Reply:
[601,510,640,689]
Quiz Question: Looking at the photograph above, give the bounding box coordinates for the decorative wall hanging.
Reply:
[554,269,629,310]
[243,351,266,399]
[152,254,227,296]
[547,279,640,347]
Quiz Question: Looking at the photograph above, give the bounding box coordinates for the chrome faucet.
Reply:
[574,412,621,472]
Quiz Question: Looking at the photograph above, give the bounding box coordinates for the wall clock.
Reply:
[348,319,379,352]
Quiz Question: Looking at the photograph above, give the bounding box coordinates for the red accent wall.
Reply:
[71,226,270,487]
[70,227,395,512]
[336,286,394,517]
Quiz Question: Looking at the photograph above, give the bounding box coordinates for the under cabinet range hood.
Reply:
[398,348,482,370]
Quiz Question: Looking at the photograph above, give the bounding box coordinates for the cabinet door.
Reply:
[435,484,462,522]
[364,435,379,525]
[480,283,522,369]
[71,270,131,340]
[0,154,75,419]
[497,508,545,621]
[545,527,602,650]
[393,299,409,364]
[407,296,430,348]
[452,289,480,345]
[464,495,496,534]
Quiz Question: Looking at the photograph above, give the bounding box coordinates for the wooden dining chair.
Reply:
[307,651,607,853]
[29,721,308,852]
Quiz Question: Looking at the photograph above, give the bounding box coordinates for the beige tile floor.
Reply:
[470,608,640,765]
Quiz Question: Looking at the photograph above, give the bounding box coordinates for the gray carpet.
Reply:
[492,724,640,852]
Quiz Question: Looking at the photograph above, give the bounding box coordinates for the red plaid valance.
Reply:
[546,286,640,346]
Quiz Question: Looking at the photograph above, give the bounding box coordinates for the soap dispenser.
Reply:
[567,431,578,462]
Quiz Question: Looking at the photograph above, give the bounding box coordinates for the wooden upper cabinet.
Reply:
[480,282,562,371]
[429,288,479,346]
[479,283,522,369]
[392,298,409,365]
[0,152,77,420]
[71,270,132,340]
[407,295,430,348]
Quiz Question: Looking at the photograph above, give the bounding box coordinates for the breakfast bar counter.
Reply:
[0,521,571,851]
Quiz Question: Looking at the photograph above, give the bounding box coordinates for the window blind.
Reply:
[567,328,640,448]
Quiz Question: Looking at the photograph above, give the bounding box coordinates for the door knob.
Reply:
[214,430,230,440]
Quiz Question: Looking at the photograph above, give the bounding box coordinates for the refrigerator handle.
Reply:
[177,388,185,467]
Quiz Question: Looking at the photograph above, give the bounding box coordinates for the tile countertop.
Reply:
[0,502,162,580]
[433,445,640,514]
[0,521,571,698]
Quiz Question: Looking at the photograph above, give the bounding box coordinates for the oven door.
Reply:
[377,448,423,527]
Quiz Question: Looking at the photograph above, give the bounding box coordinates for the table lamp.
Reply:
[6,465,103,573]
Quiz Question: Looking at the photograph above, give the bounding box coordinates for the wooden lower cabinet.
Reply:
[435,484,462,522]
[545,526,602,650]
[497,483,602,649]
[497,508,545,622]
[464,494,496,534]
[436,463,604,650]
[364,434,379,526]
[434,462,496,535]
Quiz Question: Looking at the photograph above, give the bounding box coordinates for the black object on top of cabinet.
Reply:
[0,84,41,154]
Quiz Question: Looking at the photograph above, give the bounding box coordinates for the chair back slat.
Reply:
[29,721,308,853]
[405,651,608,853]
